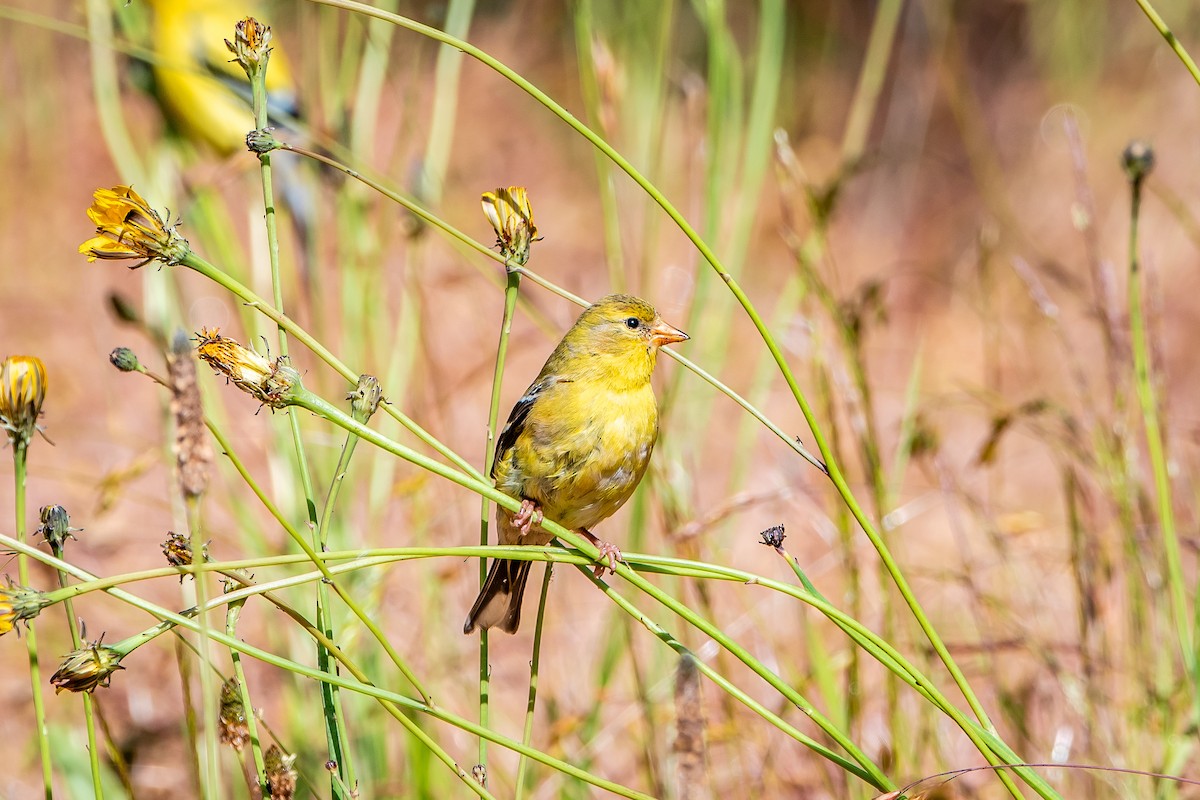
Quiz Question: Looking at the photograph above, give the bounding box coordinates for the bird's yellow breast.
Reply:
[494,377,658,533]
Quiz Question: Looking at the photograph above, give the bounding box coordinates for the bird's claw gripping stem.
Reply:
[514,499,543,536]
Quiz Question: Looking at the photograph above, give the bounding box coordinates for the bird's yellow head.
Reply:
[553,294,688,388]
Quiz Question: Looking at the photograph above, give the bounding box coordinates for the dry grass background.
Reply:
[2,0,1200,797]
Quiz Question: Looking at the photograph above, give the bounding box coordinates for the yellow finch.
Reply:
[144,0,300,156]
[464,295,688,634]
[141,0,314,253]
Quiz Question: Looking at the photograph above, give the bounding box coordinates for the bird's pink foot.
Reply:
[579,529,623,577]
[513,499,543,536]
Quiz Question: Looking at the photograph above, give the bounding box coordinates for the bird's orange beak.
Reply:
[649,319,689,348]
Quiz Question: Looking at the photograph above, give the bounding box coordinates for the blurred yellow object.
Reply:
[145,0,299,155]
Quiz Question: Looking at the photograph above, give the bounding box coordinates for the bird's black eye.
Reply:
[625,317,640,329]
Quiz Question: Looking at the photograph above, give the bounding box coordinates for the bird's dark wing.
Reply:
[492,376,562,478]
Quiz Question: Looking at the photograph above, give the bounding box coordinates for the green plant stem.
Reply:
[13,444,53,799]
[1134,0,1200,86]
[51,537,104,798]
[181,250,482,483]
[0,530,1055,799]
[183,496,218,800]
[246,43,353,798]
[314,426,360,791]
[286,385,886,786]
[203,419,433,705]
[226,601,267,792]
[514,564,553,799]
[1126,167,1192,674]
[476,260,523,775]
[2,536,647,800]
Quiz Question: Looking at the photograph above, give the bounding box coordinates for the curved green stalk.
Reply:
[1134,0,1200,86]
[50,527,104,798]
[13,444,53,799]
[204,419,433,705]
[1125,154,1192,674]
[287,386,887,786]
[245,41,352,796]
[226,602,267,792]
[476,258,524,775]
[514,564,553,799]
[1,536,649,800]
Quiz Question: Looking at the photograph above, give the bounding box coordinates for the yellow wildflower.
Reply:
[481,187,539,266]
[0,584,51,636]
[0,355,47,447]
[79,186,190,268]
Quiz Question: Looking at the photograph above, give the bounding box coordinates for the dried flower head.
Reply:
[0,583,51,636]
[348,374,382,423]
[0,355,47,447]
[170,332,212,499]
[264,744,298,799]
[162,531,195,581]
[225,17,272,75]
[758,524,786,549]
[37,504,80,552]
[79,186,190,268]
[195,328,299,409]
[1122,140,1155,186]
[481,187,539,266]
[219,679,251,751]
[50,638,125,694]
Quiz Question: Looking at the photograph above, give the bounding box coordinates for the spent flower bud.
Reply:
[1122,140,1155,186]
[349,374,383,423]
[50,638,125,694]
[264,745,298,799]
[219,679,251,751]
[225,17,272,76]
[37,505,80,552]
[481,187,539,267]
[0,583,52,636]
[195,328,300,408]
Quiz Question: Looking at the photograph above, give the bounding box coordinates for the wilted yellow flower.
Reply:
[0,355,47,447]
[225,17,272,75]
[481,186,539,266]
[79,186,190,268]
[50,639,125,694]
[0,584,51,636]
[195,327,299,408]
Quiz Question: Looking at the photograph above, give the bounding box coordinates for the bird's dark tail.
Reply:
[463,558,533,634]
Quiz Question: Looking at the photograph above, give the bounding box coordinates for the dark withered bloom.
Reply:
[50,639,125,694]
